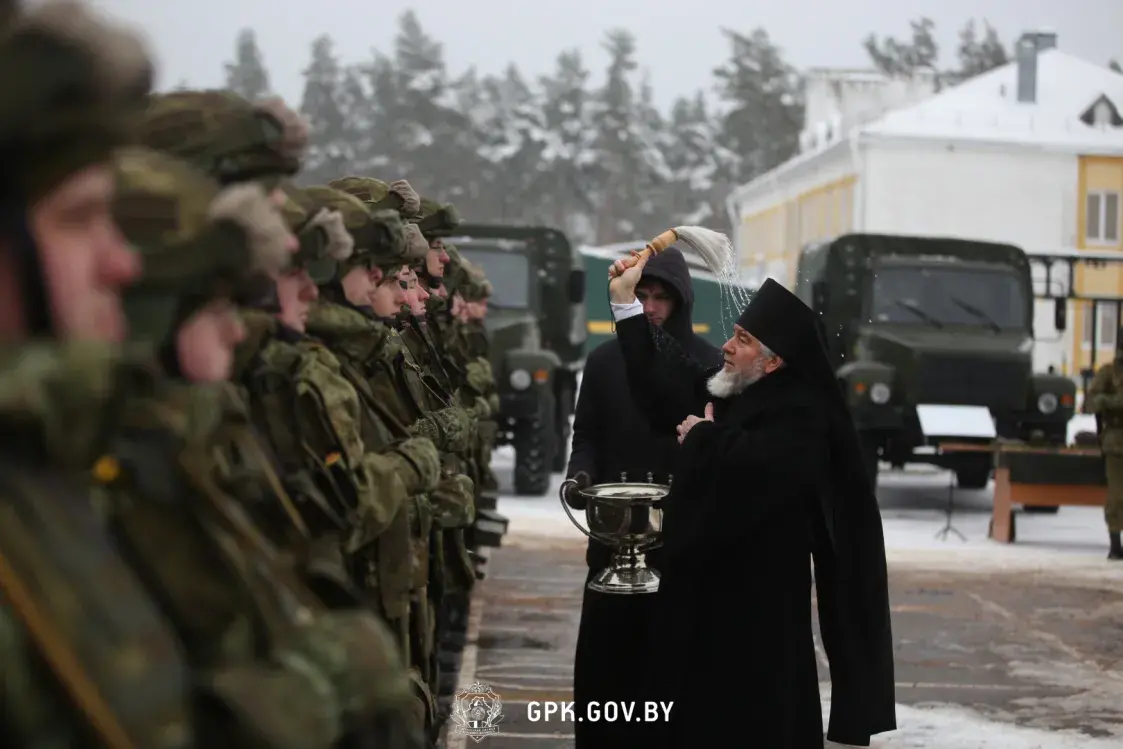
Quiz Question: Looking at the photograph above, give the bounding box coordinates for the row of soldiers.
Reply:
[0,2,508,747]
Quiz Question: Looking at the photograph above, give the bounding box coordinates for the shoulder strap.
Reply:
[335,356,412,441]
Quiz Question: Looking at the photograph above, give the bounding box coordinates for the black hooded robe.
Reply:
[566,248,721,749]
[613,278,896,748]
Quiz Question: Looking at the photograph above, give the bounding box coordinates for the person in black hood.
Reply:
[563,246,721,749]
[607,255,896,749]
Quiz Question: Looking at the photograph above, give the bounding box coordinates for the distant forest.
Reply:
[210,16,1121,244]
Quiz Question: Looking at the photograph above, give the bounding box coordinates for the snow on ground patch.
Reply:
[837,699,1122,748]
[494,464,1117,582]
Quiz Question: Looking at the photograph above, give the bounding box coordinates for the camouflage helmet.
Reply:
[461,263,492,302]
[278,182,315,229]
[0,1,153,205]
[279,185,354,284]
[136,90,308,187]
[415,196,462,239]
[299,185,427,278]
[329,176,421,218]
[441,244,470,297]
[113,146,292,343]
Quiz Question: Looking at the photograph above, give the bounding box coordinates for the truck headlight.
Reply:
[509,369,532,390]
[869,382,891,405]
[1036,392,1058,414]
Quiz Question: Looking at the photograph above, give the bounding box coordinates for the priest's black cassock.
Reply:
[613,278,896,748]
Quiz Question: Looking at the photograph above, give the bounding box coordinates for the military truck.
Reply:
[451,225,586,495]
[793,233,1077,489]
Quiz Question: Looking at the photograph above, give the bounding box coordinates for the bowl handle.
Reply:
[558,479,607,544]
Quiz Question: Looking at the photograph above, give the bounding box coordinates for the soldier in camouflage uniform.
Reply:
[0,6,199,748]
[448,255,502,499]
[300,181,475,745]
[333,182,491,734]
[1083,354,1123,560]
[132,86,424,591]
[106,144,423,749]
[234,181,442,657]
[128,78,440,743]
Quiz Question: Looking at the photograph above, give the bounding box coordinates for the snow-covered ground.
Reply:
[493,446,1115,579]
[824,697,1123,749]
[487,415,1123,748]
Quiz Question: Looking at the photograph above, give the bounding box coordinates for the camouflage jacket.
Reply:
[306,302,474,531]
[235,310,434,623]
[422,299,464,393]
[96,366,420,749]
[236,310,438,551]
[1085,360,1123,455]
[0,342,194,749]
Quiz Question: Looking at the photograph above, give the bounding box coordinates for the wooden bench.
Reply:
[939,442,1107,543]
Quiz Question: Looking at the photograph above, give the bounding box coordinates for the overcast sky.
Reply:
[84,0,1123,111]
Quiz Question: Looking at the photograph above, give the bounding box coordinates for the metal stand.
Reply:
[935,473,966,542]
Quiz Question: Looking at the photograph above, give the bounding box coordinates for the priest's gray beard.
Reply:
[707,356,769,399]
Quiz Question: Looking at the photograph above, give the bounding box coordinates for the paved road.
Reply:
[446,533,1123,748]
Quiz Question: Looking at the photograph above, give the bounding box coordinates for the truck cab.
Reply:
[793,233,1076,488]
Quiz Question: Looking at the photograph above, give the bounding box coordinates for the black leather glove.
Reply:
[563,471,591,509]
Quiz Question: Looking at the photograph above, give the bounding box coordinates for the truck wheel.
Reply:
[551,386,573,473]
[514,391,556,496]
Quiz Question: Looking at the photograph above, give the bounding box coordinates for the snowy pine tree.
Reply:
[661,93,726,228]
[713,28,803,185]
[589,29,669,244]
[476,65,548,222]
[368,11,471,199]
[537,50,597,240]
[863,18,940,81]
[224,29,270,101]
[954,20,1009,82]
[632,72,672,234]
[299,35,354,184]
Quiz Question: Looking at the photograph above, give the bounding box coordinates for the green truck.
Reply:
[451,225,586,496]
[580,244,745,350]
[792,233,1076,489]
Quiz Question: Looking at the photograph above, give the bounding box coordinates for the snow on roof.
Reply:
[1023,246,1123,262]
[861,49,1123,154]
[805,66,939,85]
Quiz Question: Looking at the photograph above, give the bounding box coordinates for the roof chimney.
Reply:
[1016,30,1056,104]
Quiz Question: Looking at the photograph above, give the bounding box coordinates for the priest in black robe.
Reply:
[608,254,896,749]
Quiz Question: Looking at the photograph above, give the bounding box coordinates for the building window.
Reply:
[1083,302,1118,349]
[1086,191,1120,244]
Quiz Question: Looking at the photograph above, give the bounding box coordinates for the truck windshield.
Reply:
[457,248,530,309]
[870,265,1027,330]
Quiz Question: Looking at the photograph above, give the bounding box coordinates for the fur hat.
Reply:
[0,0,153,203]
[415,196,462,239]
[137,90,308,185]
[299,186,414,279]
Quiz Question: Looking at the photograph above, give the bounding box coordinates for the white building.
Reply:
[726,31,1123,376]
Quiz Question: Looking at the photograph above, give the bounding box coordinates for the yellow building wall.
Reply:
[1073,156,1123,372]
[740,175,857,288]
